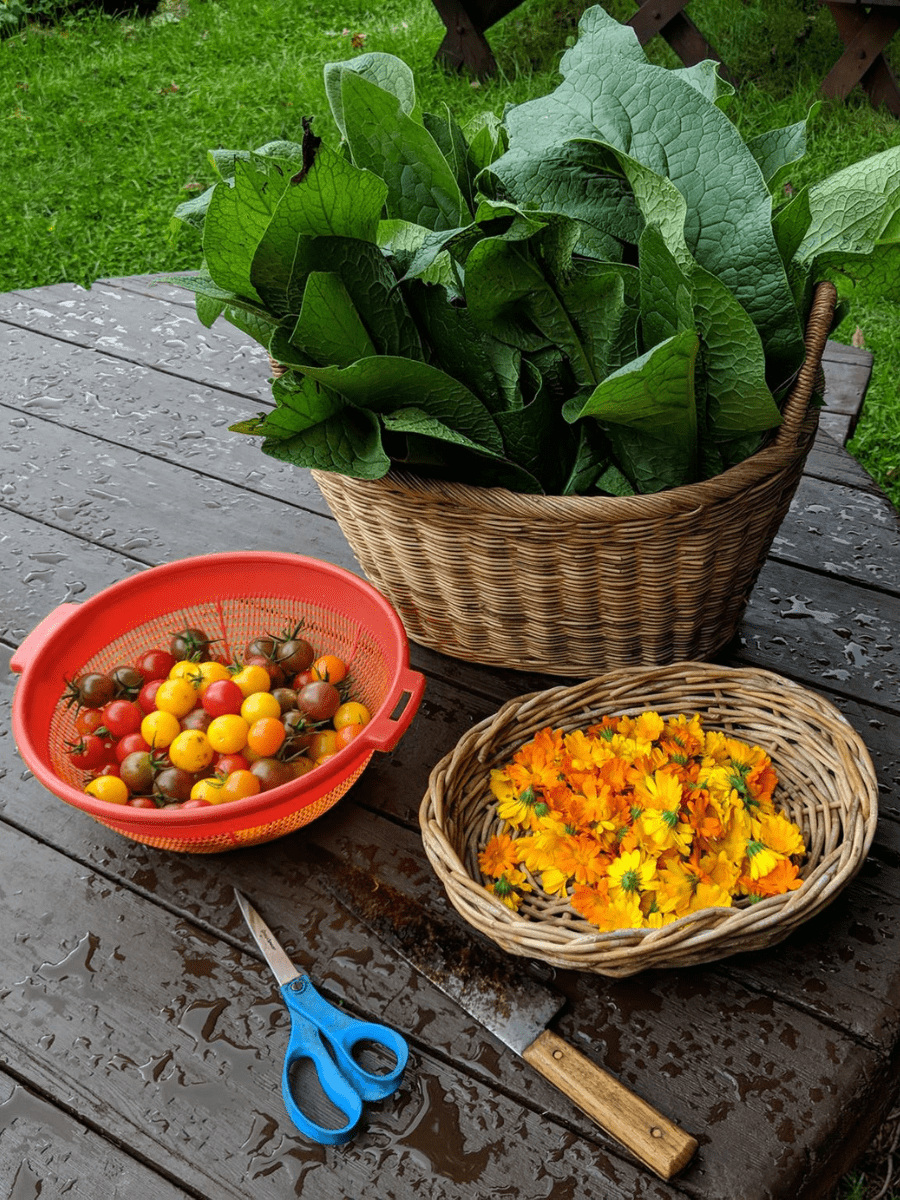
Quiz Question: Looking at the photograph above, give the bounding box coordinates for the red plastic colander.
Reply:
[11,552,425,853]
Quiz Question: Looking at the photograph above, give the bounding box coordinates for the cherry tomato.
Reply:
[68,734,113,771]
[232,664,271,697]
[155,678,198,718]
[85,775,129,805]
[91,762,122,778]
[218,769,261,803]
[190,776,224,803]
[311,655,347,684]
[74,707,105,736]
[120,751,156,794]
[138,678,163,713]
[127,796,158,809]
[288,757,316,779]
[308,729,338,760]
[246,717,286,758]
[241,692,282,724]
[181,797,213,809]
[242,655,285,687]
[181,708,213,733]
[197,661,232,692]
[202,679,245,717]
[111,665,144,698]
[246,635,277,660]
[207,714,249,755]
[250,757,295,792]
[140,710,181,750]
[297,681,341,722]
[135,648,176,680]
[335,723,364,748]
[115,732,151,762]
[333,701,371,730]
[170,626,213,661]
[168,730,214,773]
[101,699,144,739]
[153,766,195,804]
[275,637,315,675]
[214,752,249,775]
[169,660,205,684]
[271,687,298,714]
[75,673,117,709]
[292,670,314,689]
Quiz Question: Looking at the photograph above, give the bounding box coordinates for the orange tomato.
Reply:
[218,769,262,803]
[310,654,347,684]
[308,729,338,760]
[246,717,286,757]
[333,701,370,730]
[335,723,364,748]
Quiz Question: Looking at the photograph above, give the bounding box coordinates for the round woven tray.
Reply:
[312,282,836,676]
[419,662,878,976]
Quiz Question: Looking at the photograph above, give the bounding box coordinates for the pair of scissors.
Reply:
[234,889,409,1145]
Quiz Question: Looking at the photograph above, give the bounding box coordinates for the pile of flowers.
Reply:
[478,712,807,931]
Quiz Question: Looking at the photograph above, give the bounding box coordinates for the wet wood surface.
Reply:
[1,276,899,1200]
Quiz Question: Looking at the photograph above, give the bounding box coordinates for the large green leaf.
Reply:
[203,160,291,301]
[745,108,817,194]
[232,369,346,438]
[638,223,694,349]
[256,406,391,478]
[340,69,468,232]
[290,272,377,367]
[494,361,578,492]
[492,6,805,379]
[564,330,700,486]
[290,356,505,453]
[324,52,418,139]
[794,145,900,263]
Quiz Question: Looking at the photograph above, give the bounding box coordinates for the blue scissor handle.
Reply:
[280,975,408,1146]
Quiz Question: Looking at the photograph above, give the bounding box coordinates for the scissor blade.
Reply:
[234,889,301,988]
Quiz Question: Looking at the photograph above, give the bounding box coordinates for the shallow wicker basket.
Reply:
[419,662,878,976]
[312,282,836,676]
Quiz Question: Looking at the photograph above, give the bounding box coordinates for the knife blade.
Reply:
[319,860,698,1180]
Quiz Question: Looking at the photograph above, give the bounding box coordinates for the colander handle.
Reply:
[365,667,426,753]
[10,604,81,675]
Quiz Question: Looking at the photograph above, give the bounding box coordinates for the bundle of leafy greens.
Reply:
[169,6,900,496]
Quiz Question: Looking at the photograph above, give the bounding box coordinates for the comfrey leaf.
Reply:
[793,144,900,263]
[325,52,418,139]
[745,106,818,195]
[255,406,391,478]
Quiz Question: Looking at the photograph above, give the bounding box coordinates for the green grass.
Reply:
[1,0,899,504]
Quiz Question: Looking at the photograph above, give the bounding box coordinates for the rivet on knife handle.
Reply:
[522,1029,698,1179]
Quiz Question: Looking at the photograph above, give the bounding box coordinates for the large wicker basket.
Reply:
[312,282,836,676]
[419,662,878,976]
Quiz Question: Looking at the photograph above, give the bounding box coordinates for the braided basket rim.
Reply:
[419,661,878,976]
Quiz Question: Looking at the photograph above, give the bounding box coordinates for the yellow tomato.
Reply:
[231,664,272,697]
[190,777,224,803]
[333,701,371,730]
[197,661,232,693]
[218,769,261,803]
[169,660,204,682]
[240,691,282,723]
[141,709,181,749]
[168,729,214,773]
[85,775,129,805]
[154,677,198,718]
[308,729,338,760]
[207,714,250,754]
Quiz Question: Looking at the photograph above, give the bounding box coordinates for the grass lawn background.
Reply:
[1,0,899,506]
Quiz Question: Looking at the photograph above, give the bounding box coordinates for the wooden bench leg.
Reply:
[627,0,735,82]
[820,2,900,116]
[432,0,499,76]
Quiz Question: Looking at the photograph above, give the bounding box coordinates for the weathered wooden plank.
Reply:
[0,404,352,575]
[805,430,886,494]
[731,557,900,715]
[0,1071,192,1200]
[1,282,271,399]
[771,474,900,595]
[0,823,683,1200]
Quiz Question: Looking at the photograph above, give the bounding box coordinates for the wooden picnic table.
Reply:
[1,274,899,1200]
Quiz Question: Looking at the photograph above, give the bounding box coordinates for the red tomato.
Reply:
[138,678,163,713]
[92,763,122,778]
[202,679,245,718]
[127,796,159,809]
[292,670,314,689]
[214,752,249,775]
[67,734,114,771]
[75,707,105,736]
[102,699,144,739]
[180,798,213,809]
[115,732,151,763]
[135,648,177,680]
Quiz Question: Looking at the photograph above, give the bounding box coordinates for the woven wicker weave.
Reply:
[419,662,878,976]
[311,282,836,676]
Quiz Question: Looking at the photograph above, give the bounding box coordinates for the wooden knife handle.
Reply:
[522,1029,698,1179]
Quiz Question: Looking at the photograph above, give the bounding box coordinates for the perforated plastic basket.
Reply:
[11,552,425,853]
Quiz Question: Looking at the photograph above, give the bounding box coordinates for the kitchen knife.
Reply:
[320,862,698,1180]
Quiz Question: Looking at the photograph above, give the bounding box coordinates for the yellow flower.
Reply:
[745,839,783,879]
[608,848,657,898]
[486,868,532,910]
[753,811,806,858]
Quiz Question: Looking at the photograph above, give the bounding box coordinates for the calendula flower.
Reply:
[479,832,519,878]
[479,713,805,932]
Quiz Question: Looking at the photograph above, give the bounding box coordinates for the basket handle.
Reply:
[10,604,81,675]
[364,667,426,753]
[775,280,837,448]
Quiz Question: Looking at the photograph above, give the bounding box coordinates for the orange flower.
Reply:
[479,832,519,878]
